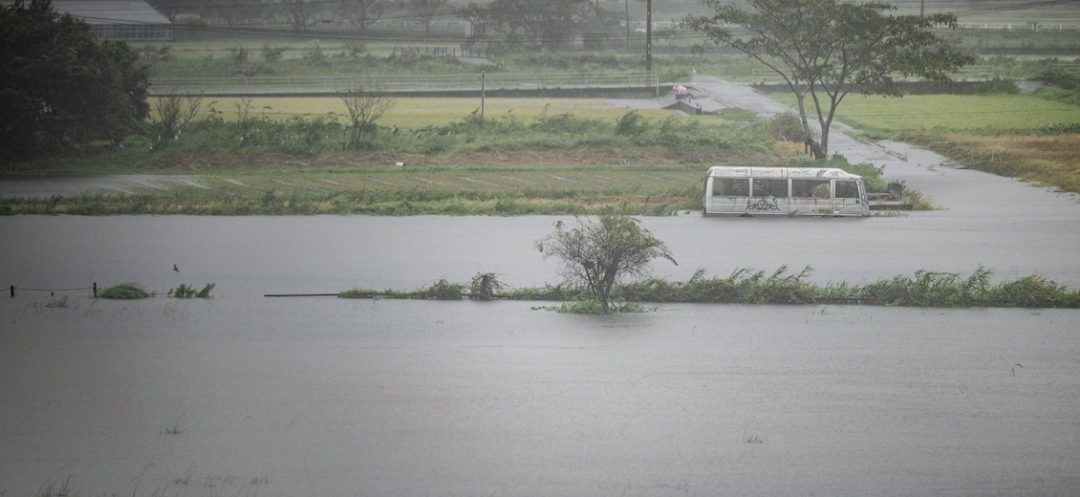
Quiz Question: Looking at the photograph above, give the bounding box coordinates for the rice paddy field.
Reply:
[194,97,673,129]
[804,93,1080,194]
[766,91,1080,193]
[905,132,1080,194]
[793,94,1080,134]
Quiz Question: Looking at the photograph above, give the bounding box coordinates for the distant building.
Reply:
[53,0,172,40]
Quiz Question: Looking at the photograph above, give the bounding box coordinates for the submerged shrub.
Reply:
[99,283,151,299]
[422,279,464,300]
[169,283,215,298]
[469,272,503,301]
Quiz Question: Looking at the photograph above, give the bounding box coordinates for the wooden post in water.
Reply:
[9,285,13,298]
[93,282,98,298]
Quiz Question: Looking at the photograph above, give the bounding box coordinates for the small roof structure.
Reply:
[53,0,169,25]
[52,0,172,40]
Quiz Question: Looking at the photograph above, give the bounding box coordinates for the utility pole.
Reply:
[920,0,925,17]
[645,0,652,73]
[625,0,630,55]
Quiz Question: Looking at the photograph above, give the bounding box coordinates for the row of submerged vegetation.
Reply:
[338,266,1080,312]
[97,282,215,300]
[337,215,1079,312]
[54,216,1080,311]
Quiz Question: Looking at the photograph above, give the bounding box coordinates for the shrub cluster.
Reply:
[98,283,151,299]
[1034,67,1080,106]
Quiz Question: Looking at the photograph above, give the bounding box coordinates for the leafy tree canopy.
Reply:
[684,0,974,158]
[0,0,149,159]
[537,215,677,312]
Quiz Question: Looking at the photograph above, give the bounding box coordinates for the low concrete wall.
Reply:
[667,99,708,114]
[750,80,995,95]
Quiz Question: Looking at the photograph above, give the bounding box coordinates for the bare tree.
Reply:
[282,0,313,33]
[459,2,489,41]
[339,0,391,33]
[153,94,202,147]
[339,87,394,150]
[410,0,446,34]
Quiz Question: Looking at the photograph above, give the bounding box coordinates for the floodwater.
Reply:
[1,211,1079,497]
[1,209,1080,297]
[2,296,1079,497]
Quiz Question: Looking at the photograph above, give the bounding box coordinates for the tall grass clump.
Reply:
[99,283,151,299]
[169,283,216,298]
[340,278,465,300]
[498,283,585,302]
[985,275,1080,307]
[618,266,819,304]
[859,268,991,307]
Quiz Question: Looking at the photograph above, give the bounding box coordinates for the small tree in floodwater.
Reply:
[537,215,677,312]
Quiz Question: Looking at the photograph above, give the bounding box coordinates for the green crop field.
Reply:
[768,91,1080,194]
[189,97,675,128]
[840,94,1080,132]
[774,93,1080,133]
[769,92,1080,194]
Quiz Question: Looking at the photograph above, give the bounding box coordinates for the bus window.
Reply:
[752,178,787,197]
[714,178,749,196]
[792,179,831,198]
[835,180,860,199]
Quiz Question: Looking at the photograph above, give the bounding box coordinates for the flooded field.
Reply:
[1,213,1079,496]
[2,296,1078,497]
[2,212,1080,296]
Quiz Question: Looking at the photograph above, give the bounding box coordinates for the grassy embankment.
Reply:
[339,266,1080,309]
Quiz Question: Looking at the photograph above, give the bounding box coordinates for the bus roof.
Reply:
[706,167,863,180]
